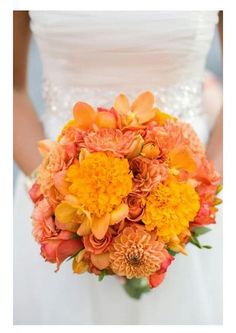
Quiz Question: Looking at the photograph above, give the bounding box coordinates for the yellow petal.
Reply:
[77,217,92,236]
[110,203,129,225]
[91,214,110,239]
[114,94,130,115]
[55,202,78,224]
[91,252,110,270]
[57,119,77,142]
[154,108,176,126]
[73,102,96,130]
[131,91,155,124]
[169,148,197,173]
[72,256,88,274]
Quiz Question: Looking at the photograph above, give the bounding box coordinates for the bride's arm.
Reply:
[13,11,45,176]
[206,11,223,176]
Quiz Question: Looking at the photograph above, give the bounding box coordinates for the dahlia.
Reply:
[109,224,168,279]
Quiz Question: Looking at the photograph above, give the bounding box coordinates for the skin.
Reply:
[13,11,223,176]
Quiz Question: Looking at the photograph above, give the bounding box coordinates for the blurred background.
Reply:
[13,25,223,185]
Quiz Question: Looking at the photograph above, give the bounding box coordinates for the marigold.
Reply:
[109,224,168,279]
[143,180,200,244]
[66,152,132,218]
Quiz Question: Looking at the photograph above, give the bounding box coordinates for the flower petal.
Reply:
[91,214,110,239]
[169,147,197,173]
[114,94,130,115]
[55,202,78,224]
[73,102,96,130]
[110,203,129,225]
[77,217,92,236]
[131,91,155,124]
[90,252,110,270]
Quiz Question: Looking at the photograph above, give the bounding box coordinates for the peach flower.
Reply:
[130,156,168,193]
[109,224,168,279]
[32,198,57,243]
[83,128,143,158]
[37,140,73,206]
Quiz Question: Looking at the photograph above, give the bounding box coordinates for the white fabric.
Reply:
[14,11,222,324]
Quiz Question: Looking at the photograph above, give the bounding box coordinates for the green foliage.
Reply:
[123,278,150,299]
[98,269,108,281]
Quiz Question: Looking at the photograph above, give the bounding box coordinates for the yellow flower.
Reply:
[55,152,132,239]
[143,180,200,245]
[67,152,132,217]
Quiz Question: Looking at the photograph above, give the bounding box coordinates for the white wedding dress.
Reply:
[14,11,222,325]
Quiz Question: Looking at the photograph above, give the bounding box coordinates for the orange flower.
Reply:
[37,140,72,206]
[114,91,156,127]
[83,229,113,254]
[130,156,168,193]
[109,224,167,279]
[32,198,57,243]
[83,129,143,158]
[127,193,145,221]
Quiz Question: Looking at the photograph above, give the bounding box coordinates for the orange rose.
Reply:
[40,231,83,271]
[83,230,112,254]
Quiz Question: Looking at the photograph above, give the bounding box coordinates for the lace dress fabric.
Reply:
[13,11,222,324]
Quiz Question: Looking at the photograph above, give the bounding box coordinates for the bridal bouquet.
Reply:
[29,91,222,299]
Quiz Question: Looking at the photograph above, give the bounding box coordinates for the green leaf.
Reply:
[192,227,211,237]
[190,235,212,250]
[167,248,178,256]
[98,269,108,281]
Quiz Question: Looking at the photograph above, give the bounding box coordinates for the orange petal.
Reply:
[95,112,117,129]
[90,252,110,270]
[131,91,155,124]
[91,214,110,239]
[110,203,129,225]
[38,139,55,157]
[169,148,197,173]
[114,94,130,115]
[53,170,69,195]
[73,102,96,130]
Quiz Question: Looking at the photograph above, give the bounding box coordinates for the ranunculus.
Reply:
[83,230,112,254]
[32,198,57,243]
[40,230,83,271]
[127,193,145,221]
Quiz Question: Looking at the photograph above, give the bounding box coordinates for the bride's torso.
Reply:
[29,11,218,140]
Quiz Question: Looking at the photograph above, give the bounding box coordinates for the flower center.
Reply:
[126,246,144,266]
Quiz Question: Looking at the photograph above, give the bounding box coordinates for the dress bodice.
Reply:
[29,11,218,139]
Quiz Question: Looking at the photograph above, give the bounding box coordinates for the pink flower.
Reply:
[32,198,57,243]
[40,231,83,271]
[127,193,145,221]
[130,156,168,193]
[83,128,143,158]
